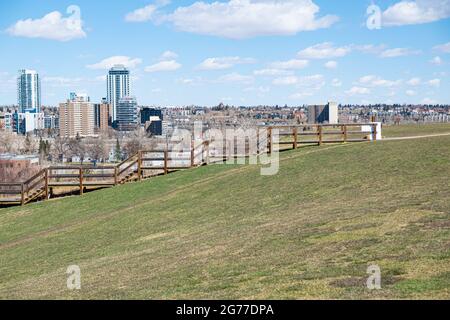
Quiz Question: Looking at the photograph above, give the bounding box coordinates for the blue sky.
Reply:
[0,0,449,106]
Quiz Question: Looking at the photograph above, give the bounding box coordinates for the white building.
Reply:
[107,65,130,123]
[327,101,339,124]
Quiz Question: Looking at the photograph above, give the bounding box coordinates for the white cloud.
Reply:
[161,0,339,39]
[269,59,309,69]
[289,91,315,99]
[145,60,182,72]
[331,78,342,87]
[125,0,171,22]
[160,50,178,60]
[125,4,158,22]
[434,42,450,53]
[87,56,143,70]
[273,74,324,87]
[407,77,421,86]
[0,72,18,94]
[427,78,441,87]
[346,86,371,95]
[358,75,402,87]
[217,73,254,84]
[288,75,325,98]
[382,0,450,27]
[298,42,351,59]
[198,57,255,70]
[253,69,293,76]
[324,60,338,69]
[353,44,387,54]
[273,76,300,86]
[379,48,421,58]
[6,8,86,41]
[406,90,416,96]
[176,77,204,85]
[43,76,104,88]
[243,86,270,94]
[422,97,437,104]
[430,56,443,65]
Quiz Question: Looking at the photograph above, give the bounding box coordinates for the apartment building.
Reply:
[59,94,95,138]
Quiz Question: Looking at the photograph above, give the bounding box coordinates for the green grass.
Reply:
[382,123,450,138]
[0,129,449,299]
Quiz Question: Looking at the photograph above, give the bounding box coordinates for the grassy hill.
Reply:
[0,129,449,299]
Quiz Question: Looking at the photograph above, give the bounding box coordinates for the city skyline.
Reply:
[0,0,449,106]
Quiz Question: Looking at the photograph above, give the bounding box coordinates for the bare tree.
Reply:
[51,136,71,162]
[0,132,21,154]
[88,138,109,163]
[67,138,87,165]
[123,129,146,157]
[22,133,37,154]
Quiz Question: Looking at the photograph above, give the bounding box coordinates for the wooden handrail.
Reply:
[118,159,138,176]
[23,169,46,186]
[117,153,138,168]
[2,126,379,207]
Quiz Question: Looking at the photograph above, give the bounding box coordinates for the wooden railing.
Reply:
[0,123,379,206]
[266,123,379,153]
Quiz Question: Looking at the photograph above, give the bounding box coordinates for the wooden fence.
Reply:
[0,123,379,206]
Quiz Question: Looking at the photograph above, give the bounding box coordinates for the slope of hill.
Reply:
[0,134,449,299]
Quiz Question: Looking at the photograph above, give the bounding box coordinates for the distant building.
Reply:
[17,69,41,113]
[144,116,163,136]
[141,107,163,124]
[308,102,339,124]
[107,65,130,123]
[148,120,163,136]
[0,112,13,131]
[116,96,138,131]
[59,94,95,137]
[44,115,59,130]
[94,103,110,133]
[13,112,44,134]
[0,154,40,182]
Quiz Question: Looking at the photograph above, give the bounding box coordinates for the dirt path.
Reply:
[383,132,450,141]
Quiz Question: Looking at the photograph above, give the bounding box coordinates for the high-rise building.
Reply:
[107,65,130,123]
[94,103,110,133]
[116,96,138,131]
[59,94,95,138]
[17,69,41,113]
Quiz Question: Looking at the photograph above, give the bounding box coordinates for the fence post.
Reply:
[79,168,83,196]
[114,166,118,186]
[293,127,298,149]
[318,126,323,146]
[205,141,210,165]
[343,125,348,143]
[164,149,168,175]
[222,138,227,162]
[268,127,272,155]
[21,183,25,206]
[256,129,260,155]
[191,139,195,167]
[44,169,49,200]
[137,151,142,181]
[372,124,377,142]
